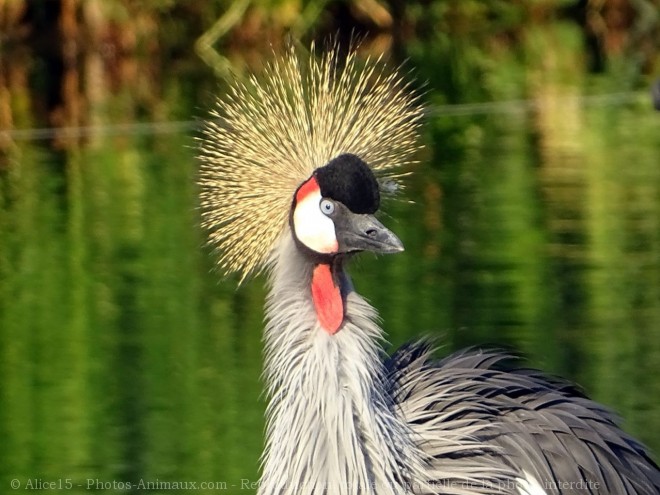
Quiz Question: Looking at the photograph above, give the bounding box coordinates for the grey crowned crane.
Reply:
[198,44,660,495]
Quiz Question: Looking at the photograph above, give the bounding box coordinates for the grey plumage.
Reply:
[388,343,660,494]
[199,44,660,495]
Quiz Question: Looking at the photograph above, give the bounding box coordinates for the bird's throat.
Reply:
[311,264,343,334]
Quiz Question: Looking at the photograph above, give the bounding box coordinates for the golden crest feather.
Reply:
[198,43,423,281]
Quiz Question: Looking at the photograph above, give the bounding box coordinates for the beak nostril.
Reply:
[366,229,377,238]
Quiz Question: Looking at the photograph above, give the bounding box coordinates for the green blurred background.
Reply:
[1,1,658,493]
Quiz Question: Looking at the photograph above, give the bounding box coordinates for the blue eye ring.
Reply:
[320,198,335,216]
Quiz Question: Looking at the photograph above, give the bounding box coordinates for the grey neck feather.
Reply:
[258,233,425,495]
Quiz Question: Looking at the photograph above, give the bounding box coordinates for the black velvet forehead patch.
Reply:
[314,154,380,214]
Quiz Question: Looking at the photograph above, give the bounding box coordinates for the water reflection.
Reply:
[1,26,658,495]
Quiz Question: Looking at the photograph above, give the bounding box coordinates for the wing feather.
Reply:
[386,343,660,494]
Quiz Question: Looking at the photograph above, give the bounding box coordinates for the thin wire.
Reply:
[0,91,647,142]
[0,119,200,142]
[426,91,643,116]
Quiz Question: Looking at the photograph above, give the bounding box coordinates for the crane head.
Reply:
[291,153,404,260]
[198,42,423,283]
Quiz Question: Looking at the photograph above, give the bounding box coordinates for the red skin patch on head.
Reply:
[296,176,320,203]
[311,264,344,334]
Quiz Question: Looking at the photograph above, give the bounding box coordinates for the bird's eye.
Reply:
[320,199,335,216]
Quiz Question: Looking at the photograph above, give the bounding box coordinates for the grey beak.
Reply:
[336,212,404,254]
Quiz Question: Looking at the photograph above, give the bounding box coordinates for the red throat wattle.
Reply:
[311,264,343,334]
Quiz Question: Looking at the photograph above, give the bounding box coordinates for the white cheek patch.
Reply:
[293,189,338,254]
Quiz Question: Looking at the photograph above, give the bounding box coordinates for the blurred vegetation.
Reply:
[0,1,658,494]
[1,0,658,141]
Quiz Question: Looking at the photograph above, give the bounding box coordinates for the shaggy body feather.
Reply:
[261,235,660,494]
[260,236,534,494]
[390,345,660,494]
[260,234,421,494]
